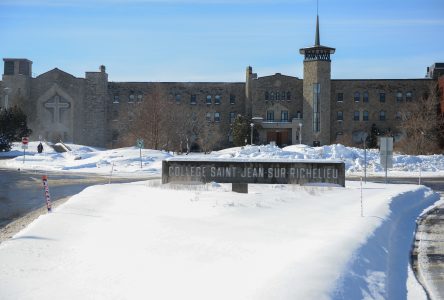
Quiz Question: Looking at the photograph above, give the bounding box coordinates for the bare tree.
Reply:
[123,85,168,150]
[397,83,444,154]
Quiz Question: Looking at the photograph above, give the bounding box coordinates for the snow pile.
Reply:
[0,141,172,176]
[1,142,443,177]
[0,181,438,299]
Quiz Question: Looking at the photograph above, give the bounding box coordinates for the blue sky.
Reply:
[0,0,443,81]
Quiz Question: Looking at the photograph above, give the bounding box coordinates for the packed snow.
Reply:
[1,141,443,178]
[0,180,439,299]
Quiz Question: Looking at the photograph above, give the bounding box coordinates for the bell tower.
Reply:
[299,15,335,146]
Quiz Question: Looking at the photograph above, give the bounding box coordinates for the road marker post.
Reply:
[42,175,52,212]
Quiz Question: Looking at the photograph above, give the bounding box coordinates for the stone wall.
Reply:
[331,79,433,144]
[302,60,331,146]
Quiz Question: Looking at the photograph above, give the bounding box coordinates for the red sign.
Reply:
[22,137,29,145]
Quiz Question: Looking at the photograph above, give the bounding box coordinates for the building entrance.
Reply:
[267,130,290,147]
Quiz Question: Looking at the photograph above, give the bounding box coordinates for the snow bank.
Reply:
[0,181,438,299]
[1,142,443,178]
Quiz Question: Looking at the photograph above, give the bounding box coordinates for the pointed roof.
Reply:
[299,15,335,59]
[315,15,320,46]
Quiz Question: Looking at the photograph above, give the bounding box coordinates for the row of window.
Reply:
[337,91,413,103]
[265,91,292,101]
[177,94,236,105]
[113,93,143,103]
[265,110,302,122]
[337,110,404,121]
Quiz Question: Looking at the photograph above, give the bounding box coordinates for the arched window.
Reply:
[270,92,275,100]
[379,110,386,121]
[286,91,291,100]
[337,111,343,121]
[406,91,412,102]
[354,91,360,102]
[396,91,403,102]
[206,95,212,104]
[276,92,280,100]
[363,111,369,121]
[363,91,369,103]
[353,111,360,121]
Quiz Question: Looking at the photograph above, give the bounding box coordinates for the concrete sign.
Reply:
[162,159,345,187]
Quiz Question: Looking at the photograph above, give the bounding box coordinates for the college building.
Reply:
[1,16,443,149]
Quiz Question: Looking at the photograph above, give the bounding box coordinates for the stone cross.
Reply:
[44,95,70,123]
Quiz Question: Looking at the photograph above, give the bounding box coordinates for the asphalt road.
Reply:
[0,168,149,228]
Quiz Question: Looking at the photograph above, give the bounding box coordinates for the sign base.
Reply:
[232,183,248,193]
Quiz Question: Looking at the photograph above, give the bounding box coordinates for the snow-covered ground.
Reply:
[1,141,443,178]
[0,141,443,299]
[0,180,440,299]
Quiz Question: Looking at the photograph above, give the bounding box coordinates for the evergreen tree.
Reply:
[0,106,32,151]
[368,123,380,149]
[232,115,250,146]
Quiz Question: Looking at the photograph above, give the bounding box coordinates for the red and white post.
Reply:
[42,175,52,212]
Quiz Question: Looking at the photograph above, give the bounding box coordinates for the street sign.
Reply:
[379,137,393,169]
[136,138,144,149]
[22,137,29,145]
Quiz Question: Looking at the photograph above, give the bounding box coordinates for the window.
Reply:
[215,95,221,105]
[270,92,275,100]
[230,94,236,104]
[296,111,302,119]
[396,91,403,102]
[313,83,321,132]
[267,110,274,121]
[354,91,360,102]
[265,91,269,101]
[175,94,181,103]
[230,112,236,123]
[214,112,221,122]
[363,91,369,103]
[353,111,360,121]
[113,95,119,103]
[206,95,212,104]
[128,112,134,122]
[206,112,212,122]
[336,132,343,139]
[337,93,343,102]
[379,92,386,103]
[276,92,280,101]
[379,110,386,121]
[395,111,402,120]
[281,91,285,100]
[190,94,197,105]
[286,91,291,100]
[406,91,412,102]
[281,110,289,122]
[363,111,369,121]
[129,92,135,102]
[337,111,343,121]
[137,93,143,102]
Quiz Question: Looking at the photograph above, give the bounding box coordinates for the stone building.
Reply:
[0,16,440,149]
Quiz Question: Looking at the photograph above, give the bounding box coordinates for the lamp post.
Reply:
[299,123,303,145]
[250,123,254,145]
[362,132,368,183]
[3,87,10,110]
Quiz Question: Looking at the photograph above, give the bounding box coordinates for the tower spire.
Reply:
[315,15,320,46]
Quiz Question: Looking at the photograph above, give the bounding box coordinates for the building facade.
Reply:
[0,17,439,149]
